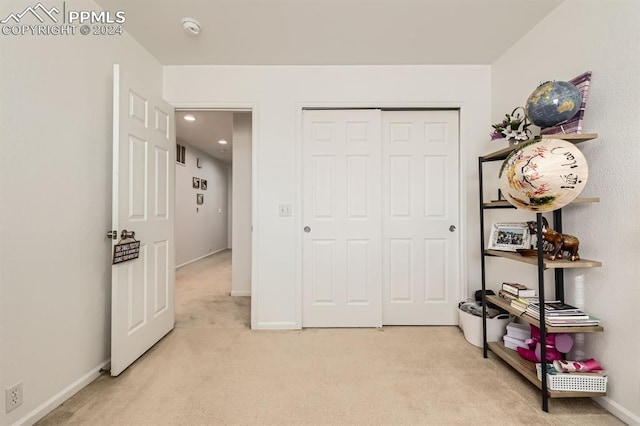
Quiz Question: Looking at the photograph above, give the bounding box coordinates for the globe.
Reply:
[525,81,581,128]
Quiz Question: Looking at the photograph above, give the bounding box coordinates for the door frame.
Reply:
[295,102,469,328]
[171,102,260,329]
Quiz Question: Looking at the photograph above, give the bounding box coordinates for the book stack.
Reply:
[498,282,537,313]
[502,321,530,351]
[502,282,536,297]
[526,302,601,327]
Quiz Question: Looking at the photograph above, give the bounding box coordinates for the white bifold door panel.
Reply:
[111,64,176,376]
[302,110,383,327]
[302,109,459,327]
[382,110,459,325]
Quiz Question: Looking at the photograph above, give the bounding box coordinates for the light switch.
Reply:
[278,204,292,217]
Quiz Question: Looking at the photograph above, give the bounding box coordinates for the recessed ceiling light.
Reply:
[218,140,228,145]
[184,114,196,122]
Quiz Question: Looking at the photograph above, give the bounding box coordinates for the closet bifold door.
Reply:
[301,109,461,327]
[381,110,460,325]
[301,109,383,327]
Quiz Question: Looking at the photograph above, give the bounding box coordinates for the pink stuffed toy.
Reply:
[516,325,573,363]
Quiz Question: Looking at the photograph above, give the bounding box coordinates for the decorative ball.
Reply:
[525,81,581,128]
[499,138,588,212]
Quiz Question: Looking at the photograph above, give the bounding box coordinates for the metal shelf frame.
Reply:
[477,135,600,412]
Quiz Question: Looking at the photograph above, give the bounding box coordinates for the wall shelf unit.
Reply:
[488,341,606,398]
[483,197,600,210]
[478,134,604,412]
[480,133,598,161]
[486,295,604,333]
[484,250,602,269]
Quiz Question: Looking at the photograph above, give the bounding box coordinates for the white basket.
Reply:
[458,307,511,348]
[536,364,607,393]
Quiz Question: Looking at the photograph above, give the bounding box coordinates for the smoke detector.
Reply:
[182,18,201,36]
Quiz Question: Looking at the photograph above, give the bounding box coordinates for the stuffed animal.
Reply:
[517,325,573,363]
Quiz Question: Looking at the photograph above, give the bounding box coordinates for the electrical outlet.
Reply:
[6,382,23,413]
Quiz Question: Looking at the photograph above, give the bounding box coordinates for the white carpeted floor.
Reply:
[37,250,622,425]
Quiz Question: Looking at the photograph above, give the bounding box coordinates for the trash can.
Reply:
[458,301,511,348]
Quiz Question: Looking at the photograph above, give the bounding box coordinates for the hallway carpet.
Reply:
[37,250,621,425]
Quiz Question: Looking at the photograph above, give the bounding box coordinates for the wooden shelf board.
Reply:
[488,342,606,398]
[482,200,515,209]
[483,197,600,209]
[484,249,602,269]
[540,133,599,142]
[481,133,598,161]
[486,296,604,333]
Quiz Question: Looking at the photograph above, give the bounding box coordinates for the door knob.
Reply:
[120,230,136,240]
[449,225,456,232]
[304,226,311,233]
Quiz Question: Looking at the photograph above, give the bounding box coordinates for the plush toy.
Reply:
[516,325,573,363]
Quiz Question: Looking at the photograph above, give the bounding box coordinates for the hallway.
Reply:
[175,250,250,330]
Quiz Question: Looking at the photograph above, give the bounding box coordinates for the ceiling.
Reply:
[98,0,563,163]
[95,0,562,66]
[175,110,235,163]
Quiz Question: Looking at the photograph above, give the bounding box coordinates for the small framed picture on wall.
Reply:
[192,177,200,189]
[201,179,207,190]
[197,194,204,205]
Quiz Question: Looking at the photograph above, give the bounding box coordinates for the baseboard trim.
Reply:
[255,321,299,330]
[230,290,251,296]
[176,248,227,269]
[593,396,640,426]
[14,359,110,426]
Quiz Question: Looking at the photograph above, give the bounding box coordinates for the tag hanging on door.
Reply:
[112,230,140,265]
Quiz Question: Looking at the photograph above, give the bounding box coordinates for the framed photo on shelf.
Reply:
[196,193,204,205]
[192,177,200,189]
[201,179,207,190]
[488,222,531,252]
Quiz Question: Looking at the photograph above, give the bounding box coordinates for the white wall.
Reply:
[231,113,252,296]
[0,0,164,423]
[164,65,492,329]
[175,142,229,267]
[491,1,640,423]
[227,166,233,249]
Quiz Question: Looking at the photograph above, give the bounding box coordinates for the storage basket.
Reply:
[458,306,511,348]
[536,364,607,393]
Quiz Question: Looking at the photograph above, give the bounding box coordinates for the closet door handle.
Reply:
[449,225,456,232]
[304,226,311,233]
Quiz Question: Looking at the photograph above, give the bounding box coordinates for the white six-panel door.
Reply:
[302,109,460,327]
[382,110,459,325]
[111,64,176,375]
[302,110,383,327]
